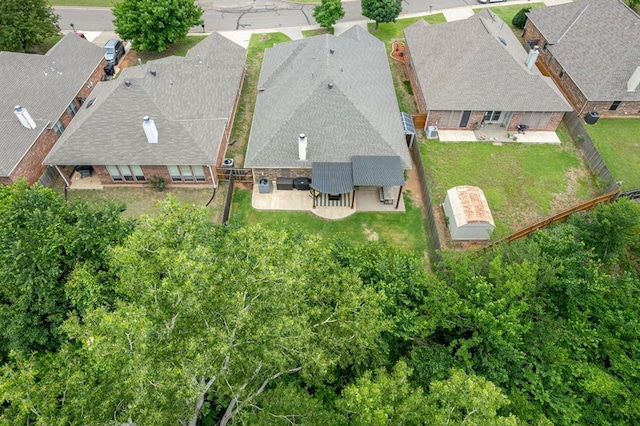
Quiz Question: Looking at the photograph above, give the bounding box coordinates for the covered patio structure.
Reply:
[311,156,405,210]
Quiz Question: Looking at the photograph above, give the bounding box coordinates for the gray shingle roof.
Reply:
[311,162,354,194]
[245,25,411,169]
[352,155,404,186]
[0,34,104,176]
[527,0,640,102]
[45,33,246,166]
[404,11,572,112]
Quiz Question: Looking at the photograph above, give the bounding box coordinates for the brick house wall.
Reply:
[425,110,562,131]
[93,164,214,186]
[402,44,428,115]
[2,59,107,186]
[523,20,640,117]
[251,168,313,184]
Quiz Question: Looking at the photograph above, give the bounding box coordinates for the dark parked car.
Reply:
[103,39,125,65]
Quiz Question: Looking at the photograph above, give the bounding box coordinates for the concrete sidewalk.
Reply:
[74,0,574,49]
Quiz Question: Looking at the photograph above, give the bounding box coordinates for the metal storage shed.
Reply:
[443,186,495,241]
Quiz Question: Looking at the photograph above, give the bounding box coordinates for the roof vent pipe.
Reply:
[14,106,37,129]
[150,68,157,76]
[328,81,333,89]
[143,116,158,144]
[298,133,307,161]
[124,79,131,87]
[525,46,539,70]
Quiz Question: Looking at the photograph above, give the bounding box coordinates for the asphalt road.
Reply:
[56,0,477,33]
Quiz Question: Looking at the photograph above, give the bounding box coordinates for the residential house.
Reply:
[44,33,246,188]
[403,9,572,132]
[0,34,105,185]
[244,26,411,209]
[524,0,640,117]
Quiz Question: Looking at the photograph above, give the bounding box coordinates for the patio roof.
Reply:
[311,162,354,194]
[352,156,405,187]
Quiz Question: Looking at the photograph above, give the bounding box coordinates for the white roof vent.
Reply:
[14,106,36,129]
[298,133,307,161]
[627,66,640,92]
[143,116,158,144]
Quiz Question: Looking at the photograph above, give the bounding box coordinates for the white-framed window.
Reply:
[167,165,206,182]
[106,165,145,182]
[68,101,78,116]
[53,119,65,137]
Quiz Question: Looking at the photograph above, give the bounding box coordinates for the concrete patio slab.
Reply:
[437,130,476,142]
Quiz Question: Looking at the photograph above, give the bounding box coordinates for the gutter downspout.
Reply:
[54,165,71,202]
[205,164,218,207]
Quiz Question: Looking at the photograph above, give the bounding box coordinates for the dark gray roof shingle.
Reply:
[311,162,354,194]
[0,34,104,176]
[44,33,246,166]
[352,156,404,186]
[404,10,572,112]
[527,0,640,101]
[245,26,411,169]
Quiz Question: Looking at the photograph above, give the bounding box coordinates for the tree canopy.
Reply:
[361,0,402,31]
[1,182,639,425]
[113,0,204,52]
[313,0,345,30]
[0,0,59,52]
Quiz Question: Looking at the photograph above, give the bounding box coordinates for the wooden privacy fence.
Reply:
[484,190,620,250]
[562,112,618,192]
[409,142,442,265]
[221,170,235,224]
[412,114,427,130]
[217,167,253,183]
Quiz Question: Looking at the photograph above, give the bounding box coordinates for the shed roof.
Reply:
[245,25,411,169]
[526,0,640,101]
[0,34,104,177]
[44,33,246,166]
[446,186,495,227]
[403,10,572,112]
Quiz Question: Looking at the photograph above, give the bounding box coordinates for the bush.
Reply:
[512,7,531,29]
[148,176,166,191]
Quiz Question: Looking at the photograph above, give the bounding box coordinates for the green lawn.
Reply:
[368,14,447,51]
[586,118,640,190]
[302,28,332,37]
[64,185,228,222]
[230,188,427,254]
[133,35,207,62]
[473,3,546,30]
[28,33,64,54]
[421,124,599,238]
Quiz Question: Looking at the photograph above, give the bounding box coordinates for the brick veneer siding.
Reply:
[426,110,563,131]
[1,60,107,186]
[524,21,640,117]
[92,164,215,186]
[403,44,428,115]
[251,168,313,184]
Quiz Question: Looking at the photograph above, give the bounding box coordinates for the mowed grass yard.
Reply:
[422,124,600,238]
[63,184,229,223]
[231,188,427,254]
[586,118,640,190]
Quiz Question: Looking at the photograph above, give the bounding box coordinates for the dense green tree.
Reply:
[361,0,402,31]
[0,199,387,425]
[511,7,531,29]
[0,0,59,52]
[0,181,131,358]
[113,0,203,52]
[313,0,345,30]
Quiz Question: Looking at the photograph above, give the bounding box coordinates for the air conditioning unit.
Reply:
[222,158,234,168]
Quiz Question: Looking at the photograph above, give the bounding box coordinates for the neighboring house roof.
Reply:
[404,10,572,112]
[45,33,246,166]
[0,34,104,177]
[245,25,411,169]
[446,186,495,227]
[527,0,640,102]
